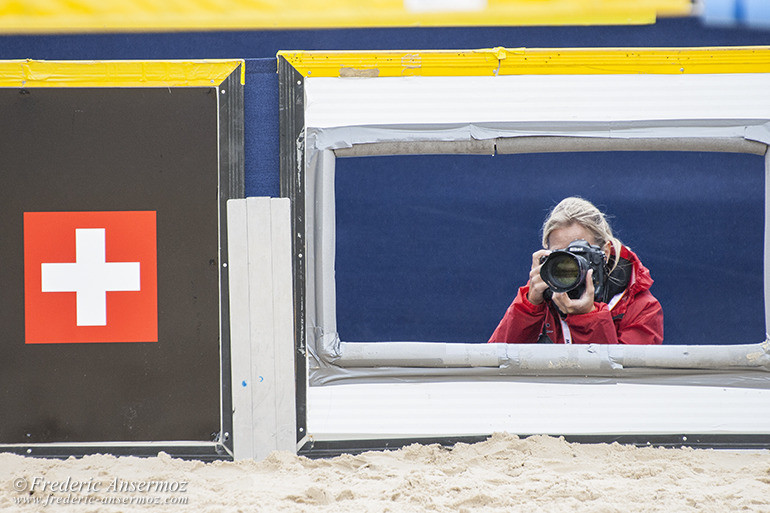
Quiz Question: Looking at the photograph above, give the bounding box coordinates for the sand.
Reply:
[2,433,769,512]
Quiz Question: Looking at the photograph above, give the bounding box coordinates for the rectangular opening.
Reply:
[335,150,766,346]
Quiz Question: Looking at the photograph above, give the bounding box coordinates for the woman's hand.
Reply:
[526,249,552,305]
[551,269,597,315]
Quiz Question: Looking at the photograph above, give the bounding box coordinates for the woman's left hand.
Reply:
[551,269,597,315]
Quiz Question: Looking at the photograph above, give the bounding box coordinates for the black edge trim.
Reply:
[298,434,770,459]
[278,56,308,444]
[299,436,489,459]
[217,64,245,456]
[2,444,233,462]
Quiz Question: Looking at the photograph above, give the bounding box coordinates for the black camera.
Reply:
[539,239,607,302]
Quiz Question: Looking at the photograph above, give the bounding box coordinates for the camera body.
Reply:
[539,239,608,302]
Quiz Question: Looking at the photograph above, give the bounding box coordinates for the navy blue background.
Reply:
[2,18,768,344]
[335,152,765,344]
[2,18,769,200]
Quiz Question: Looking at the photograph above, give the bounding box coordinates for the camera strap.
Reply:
[607,290,626,311]
[560,290,625,345]
[559,317,573,344]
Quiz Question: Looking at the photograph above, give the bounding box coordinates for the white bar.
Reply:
[227,199,254,459]
[270,198,297,452]
[228,198,298,459]
[305,74,770,129]
[308,381,770,440]
[247,197,279,459]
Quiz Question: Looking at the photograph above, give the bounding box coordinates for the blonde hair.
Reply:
[541,197,623,270]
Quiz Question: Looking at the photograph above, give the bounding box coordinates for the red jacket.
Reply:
[488,246,663,345]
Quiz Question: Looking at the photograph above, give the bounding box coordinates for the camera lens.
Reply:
[548,253,580,289]
[539,240,604,300]
[540,251,588,293]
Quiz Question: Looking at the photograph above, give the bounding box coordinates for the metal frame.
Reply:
[278,56,309,444]
[215,66,245,458]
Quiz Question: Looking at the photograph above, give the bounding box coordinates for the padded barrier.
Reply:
[336,136,768,157]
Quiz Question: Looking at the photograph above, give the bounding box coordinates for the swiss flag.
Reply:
[24,211,158,344]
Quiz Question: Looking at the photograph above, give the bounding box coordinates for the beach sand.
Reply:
[2,433,769,512]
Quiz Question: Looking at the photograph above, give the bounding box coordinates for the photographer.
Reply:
[488,197,663,345]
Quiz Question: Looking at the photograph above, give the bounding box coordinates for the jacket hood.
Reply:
[617,245,654,297]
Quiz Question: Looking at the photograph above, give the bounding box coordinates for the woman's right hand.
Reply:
[527,249,552,305]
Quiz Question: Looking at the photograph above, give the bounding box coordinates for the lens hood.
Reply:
[540,250,588,293]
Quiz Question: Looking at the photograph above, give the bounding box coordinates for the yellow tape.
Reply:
[0,60,245,88]
[279,47,770,77]
[0,0,691,33]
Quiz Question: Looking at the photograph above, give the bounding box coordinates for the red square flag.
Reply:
[24,211,158,344]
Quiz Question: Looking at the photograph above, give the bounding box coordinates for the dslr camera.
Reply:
[539,239,608,302]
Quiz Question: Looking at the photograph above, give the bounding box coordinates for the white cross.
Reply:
[41,228,141,326]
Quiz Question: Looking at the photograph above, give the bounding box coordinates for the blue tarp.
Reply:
[335,152,765,345]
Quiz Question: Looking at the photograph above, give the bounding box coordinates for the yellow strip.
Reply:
[0,0,691,34]
[0,60,245,88]
[279,47,770,77]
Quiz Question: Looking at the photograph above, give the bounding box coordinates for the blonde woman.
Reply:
[488,197,663,345]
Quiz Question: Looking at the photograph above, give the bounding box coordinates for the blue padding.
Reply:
[703,0,740,26]
[747,0,770,27]
[244,58,279,197]
[1,18,769,64]
[335,152,765,345]
[702,0,770,27]
[1,20,767,203]
[2,21,768,199]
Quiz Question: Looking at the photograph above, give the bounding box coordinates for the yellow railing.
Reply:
[0,0,692,34]
[279,46,770,77]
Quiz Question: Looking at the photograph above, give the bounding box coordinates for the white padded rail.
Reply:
[297,70,770,442]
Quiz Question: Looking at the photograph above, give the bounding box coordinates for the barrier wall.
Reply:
[280,48,770,451]
[3,21,770,457]
[5,21,768,348]
[0,60,244,458]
